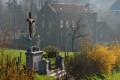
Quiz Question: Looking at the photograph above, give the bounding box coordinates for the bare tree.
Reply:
[68,20,89,52]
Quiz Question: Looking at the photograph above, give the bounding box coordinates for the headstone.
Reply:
[39,60,50,75]
[26,51,43,71]
[55,55,64,70]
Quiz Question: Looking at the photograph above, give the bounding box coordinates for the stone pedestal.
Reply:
[39,60,49,75]
[26,51,43,71]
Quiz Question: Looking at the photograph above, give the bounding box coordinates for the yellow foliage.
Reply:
[0,56,34,80]
[66,42,120,79]
[110,43,120,69]
[88,45,117,74]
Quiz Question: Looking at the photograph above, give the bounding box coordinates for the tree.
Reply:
[69,22,86,52]
[0,0,4,27]
[68,14,91,52]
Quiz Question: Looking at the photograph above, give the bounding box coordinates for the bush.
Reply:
[65,44,117,79]
[65,53,92,79]
[89,45,116,75]
[110,43,120,71]
[0,56,34,80]
[43,46,60,58]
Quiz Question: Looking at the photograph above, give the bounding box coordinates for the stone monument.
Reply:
[39,60,50,75]
[26,12,43,71]
[55,55,64,70]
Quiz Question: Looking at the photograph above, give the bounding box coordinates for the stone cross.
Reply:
[27,12,35,38]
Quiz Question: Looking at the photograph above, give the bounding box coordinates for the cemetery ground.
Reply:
[1,49,55,80]
[4,49,74,65]
[2,49,120,80]
[1,49,73,80]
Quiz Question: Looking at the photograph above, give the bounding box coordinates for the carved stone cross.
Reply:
[27,12,35,38]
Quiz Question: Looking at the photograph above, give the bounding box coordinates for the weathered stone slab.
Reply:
[26,51,43,71]
[39,60,50,75]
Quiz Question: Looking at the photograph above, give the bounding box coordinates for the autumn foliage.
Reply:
[0,27,34,80]
[65,43,120,79]
[89,45,116,74]
[0,56,34,80]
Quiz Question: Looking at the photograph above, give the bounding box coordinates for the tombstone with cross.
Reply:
[26,12,43,71]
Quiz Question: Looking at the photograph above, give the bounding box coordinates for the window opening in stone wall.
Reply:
[60,20,63,28]
[66,21,69,27]
[72,20,75,28]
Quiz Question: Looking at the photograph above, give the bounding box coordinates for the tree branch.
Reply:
[74,34,88,39]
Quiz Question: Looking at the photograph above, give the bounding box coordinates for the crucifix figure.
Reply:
[26,12,35,51]
[27,12,35,38]
[26,12,40,51]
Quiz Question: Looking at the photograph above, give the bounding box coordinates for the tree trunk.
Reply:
[71,37,74,52]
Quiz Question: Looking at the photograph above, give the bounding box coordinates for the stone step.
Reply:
[49,70,64,76]
[55,70,66,79]
[48,69,60,75]
[48,69,66,79]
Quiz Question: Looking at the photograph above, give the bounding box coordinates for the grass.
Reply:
[34,74,55,80]
[3,49,74,64]
[106,72,120,80]
[60,52,74,57]
[4,49,26,64]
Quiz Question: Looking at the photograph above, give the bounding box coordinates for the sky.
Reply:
[58,0,116,10]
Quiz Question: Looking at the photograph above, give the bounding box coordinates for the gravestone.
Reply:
[55,55,64,70]
[39,60,50,75]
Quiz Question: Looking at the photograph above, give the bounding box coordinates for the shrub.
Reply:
[43,46,60,58]
[65,53,92,79]
[65,44,117,79]
[89,45,117,75]
[110,43,120,71]
[0,56,34,80]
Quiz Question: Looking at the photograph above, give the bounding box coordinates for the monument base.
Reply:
[26,51,43,71]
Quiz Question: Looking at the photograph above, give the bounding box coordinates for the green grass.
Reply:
[4,49,26,64]
[60,52,74,57]
[34,74,55,80]
[3,50,74,64]
[106,72,120,80]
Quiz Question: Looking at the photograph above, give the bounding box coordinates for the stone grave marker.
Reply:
[38,60,50,75]
[55,55,64,70]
